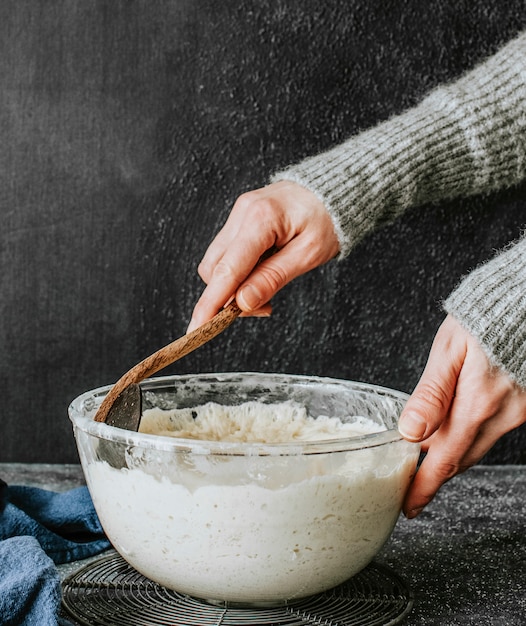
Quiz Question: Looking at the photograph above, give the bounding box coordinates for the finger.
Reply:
[427,371,526,469]
[189,237,277,333]
[402,403,478,517]
[236,253,291,311]
[197,189,280,284]
[402,391,502,517]
[239,302,273,318]
[191,216,327,329]
[403,358,525,517]
[398,317,467,442]
[403,451,453,518]
[197,210,246,285]
[236,231,335,312]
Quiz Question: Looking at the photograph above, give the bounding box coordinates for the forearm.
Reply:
[272,32,526,257]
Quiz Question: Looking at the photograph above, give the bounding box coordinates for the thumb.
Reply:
[236,261,287,311]
[398,318,466,442]
[235,242,311,312]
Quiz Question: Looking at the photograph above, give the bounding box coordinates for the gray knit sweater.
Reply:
[273,32,526,389]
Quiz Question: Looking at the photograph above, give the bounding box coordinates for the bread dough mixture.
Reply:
[138,400,384,442]
[84,401,418,604]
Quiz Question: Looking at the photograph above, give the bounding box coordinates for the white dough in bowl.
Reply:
[138,400,384,442]
[81,400,418,604]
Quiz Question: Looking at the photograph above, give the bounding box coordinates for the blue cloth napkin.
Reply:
[0,479,110,626]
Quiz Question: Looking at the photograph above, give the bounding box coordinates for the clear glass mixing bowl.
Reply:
[69,372,420,606]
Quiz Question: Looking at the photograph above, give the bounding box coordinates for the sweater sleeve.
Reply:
[272,32,526,388]
[444,235,526,389]
[271,32,526,257]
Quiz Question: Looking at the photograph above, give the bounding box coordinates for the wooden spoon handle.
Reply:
[93,300,241,423]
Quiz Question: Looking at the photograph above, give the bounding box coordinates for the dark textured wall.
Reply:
[1,1,525,463]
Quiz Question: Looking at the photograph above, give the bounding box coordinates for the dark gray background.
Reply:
[1,0,525,463]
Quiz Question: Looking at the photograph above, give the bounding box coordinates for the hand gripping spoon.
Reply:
[93,300,241,430]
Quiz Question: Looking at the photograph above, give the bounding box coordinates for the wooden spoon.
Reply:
[93,300,242,429]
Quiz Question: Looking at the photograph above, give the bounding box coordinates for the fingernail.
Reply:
[186,318,198,334]
[238,284,263,311]
[406,507,424,519]
[398,412,427,441]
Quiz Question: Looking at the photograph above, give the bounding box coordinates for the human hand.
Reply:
[187,180,340,332]
[399,314,526,518]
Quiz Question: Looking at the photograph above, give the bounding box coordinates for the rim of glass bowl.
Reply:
[68,372,411,456]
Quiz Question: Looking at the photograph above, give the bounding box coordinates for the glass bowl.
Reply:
[69,372,419,606]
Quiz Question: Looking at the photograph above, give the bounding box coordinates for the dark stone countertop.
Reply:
[1,463,525,625]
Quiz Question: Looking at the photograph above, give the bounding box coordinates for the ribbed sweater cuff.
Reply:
[444,236,526,389]
[271,33,526,258]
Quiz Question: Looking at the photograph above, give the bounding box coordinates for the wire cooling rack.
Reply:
[62,552,413,626]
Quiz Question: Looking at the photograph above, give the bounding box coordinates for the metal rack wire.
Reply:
[62,553,413,626]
